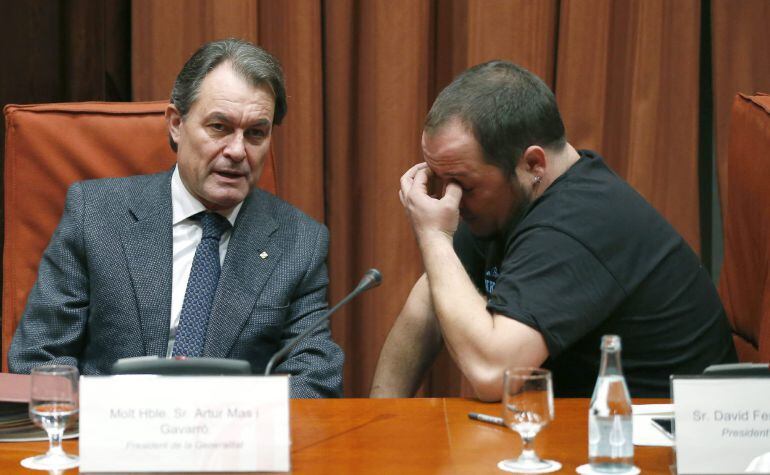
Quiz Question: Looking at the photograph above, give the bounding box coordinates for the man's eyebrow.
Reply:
[205,112,230,122]
[204,113,271,128]
[249,118,271,127]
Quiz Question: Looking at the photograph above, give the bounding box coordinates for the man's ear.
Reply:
[519,145,547,177]
[166,104,183,144]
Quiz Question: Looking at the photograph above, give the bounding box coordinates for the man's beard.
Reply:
[475,180,532,242]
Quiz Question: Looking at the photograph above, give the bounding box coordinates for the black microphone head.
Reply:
[356,268,382,292]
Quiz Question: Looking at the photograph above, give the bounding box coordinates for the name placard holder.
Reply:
[673,377,770,474]
[79,375,290,473]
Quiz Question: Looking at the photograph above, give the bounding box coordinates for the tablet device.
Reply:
[702,362,770,376]
[651,417,674,440]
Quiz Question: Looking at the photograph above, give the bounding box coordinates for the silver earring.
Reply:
[533,176,542,187]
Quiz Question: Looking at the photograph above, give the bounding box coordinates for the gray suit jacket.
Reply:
[9,170,343,398]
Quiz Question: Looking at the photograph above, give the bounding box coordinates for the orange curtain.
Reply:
[322,0,433,395]
[130,0,768,397]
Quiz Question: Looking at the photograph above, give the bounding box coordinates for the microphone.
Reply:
[264,268,382,375]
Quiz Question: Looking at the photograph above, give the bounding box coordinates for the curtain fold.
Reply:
[132,0,259,103]
[324,0,433,396]
[258,1,326,221]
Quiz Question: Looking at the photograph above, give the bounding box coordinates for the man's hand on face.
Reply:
[399,163,462,244]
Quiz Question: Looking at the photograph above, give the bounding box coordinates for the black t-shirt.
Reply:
[454,150,737,397]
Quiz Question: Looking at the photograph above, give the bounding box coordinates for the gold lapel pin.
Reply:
[259,251,269,259]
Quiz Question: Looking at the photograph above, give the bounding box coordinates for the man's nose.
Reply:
[223,132,247,161]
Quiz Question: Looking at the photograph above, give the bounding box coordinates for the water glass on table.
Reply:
[20,365,80,471]
[498,367,562,474]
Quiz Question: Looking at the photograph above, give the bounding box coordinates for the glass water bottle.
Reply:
[588,335,634,473]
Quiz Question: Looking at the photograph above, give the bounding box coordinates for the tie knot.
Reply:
[198,212,230,240]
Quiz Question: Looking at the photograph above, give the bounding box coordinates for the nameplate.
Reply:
[673,377,770,474]
[79,375,290,472]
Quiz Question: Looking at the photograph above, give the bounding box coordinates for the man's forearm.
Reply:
[370,326,440,397]
[417,232,549,401]
[417,231,506,400]
[370,275,442,397]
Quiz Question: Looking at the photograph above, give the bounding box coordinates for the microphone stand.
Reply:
[264,268,381,376]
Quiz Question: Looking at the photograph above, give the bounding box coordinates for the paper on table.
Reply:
[632,404,674,447]
[746,452,770,473]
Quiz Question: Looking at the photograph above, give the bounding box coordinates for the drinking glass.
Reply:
[498,367,561,473]
[20,365,80,470]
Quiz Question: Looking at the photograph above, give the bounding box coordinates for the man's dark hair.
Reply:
[424,61,566,175]
[169,38,287,151]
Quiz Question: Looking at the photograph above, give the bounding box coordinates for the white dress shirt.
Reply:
[169,168,241,354]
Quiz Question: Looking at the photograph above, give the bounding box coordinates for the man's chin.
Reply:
[199,188,249,211]
[465,221,499,240]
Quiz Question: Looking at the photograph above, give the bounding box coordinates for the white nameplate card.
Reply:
[673,377,770,474]
[79,375,290,472]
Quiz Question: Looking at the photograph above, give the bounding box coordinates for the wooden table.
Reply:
[0,398,673,474]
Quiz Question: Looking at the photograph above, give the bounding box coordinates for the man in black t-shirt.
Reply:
[370,61,736,401]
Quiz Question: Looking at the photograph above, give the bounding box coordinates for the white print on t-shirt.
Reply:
[485,267,499,294]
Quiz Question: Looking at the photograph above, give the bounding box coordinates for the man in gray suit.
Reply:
[9,39,343,398]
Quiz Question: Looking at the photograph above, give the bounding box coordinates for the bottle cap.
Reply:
[601,334,622,351]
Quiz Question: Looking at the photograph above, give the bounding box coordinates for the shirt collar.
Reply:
[171,167,242,227]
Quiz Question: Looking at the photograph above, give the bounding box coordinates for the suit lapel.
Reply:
[204,190,283,358]
[122,171,174,358]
